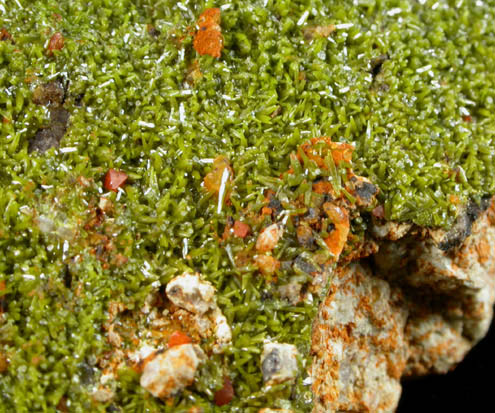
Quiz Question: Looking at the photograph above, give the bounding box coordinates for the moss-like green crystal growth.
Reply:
[1,0,494,412]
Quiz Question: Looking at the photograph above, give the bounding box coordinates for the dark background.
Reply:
[397,321,495,412]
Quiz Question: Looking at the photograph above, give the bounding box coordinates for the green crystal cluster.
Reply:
[0,0,494,411]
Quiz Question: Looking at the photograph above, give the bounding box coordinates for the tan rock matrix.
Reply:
[312,197,495,412]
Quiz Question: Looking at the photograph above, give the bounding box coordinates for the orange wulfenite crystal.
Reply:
[47,32,64,55]
[299,137,354,168]
[193,8,223,58]
[0,28,13,42]
[322,203,350,259]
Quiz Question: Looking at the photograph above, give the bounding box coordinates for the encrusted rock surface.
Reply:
[312,198,495,412]
[312,262,408,413]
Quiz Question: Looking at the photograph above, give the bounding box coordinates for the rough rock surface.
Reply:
[140,343,206,398]
[28,80,70,153]
[312,262,408,413]
[312,198,495,412]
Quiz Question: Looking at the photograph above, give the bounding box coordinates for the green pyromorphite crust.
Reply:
[0,0,495,412]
